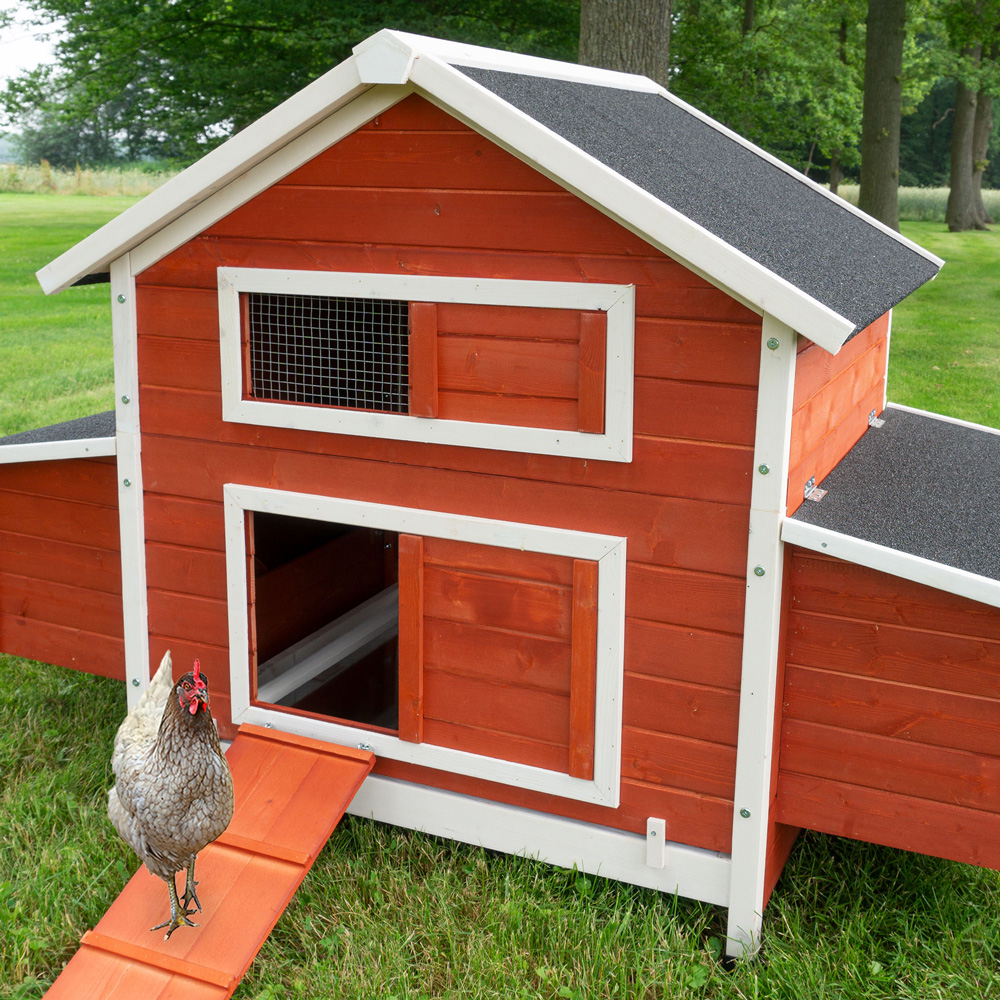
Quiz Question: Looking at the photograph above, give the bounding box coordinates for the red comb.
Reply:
[193,659,203,684]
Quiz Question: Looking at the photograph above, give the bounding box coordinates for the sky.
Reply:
[0,0,59,86]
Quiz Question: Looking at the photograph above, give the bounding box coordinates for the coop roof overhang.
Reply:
[37,30,942,356]
[783,404,1000,609]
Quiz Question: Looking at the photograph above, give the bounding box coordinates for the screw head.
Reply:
[740,808,751,819]
[121,394,130,404]
[758,464,770,475]
[117,294,126,304]
[753,565,765,577]
[766,337,779,350]
[122,478,132,488]
[131,678,140,687]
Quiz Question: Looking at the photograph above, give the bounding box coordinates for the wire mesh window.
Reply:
[247,293,410,413]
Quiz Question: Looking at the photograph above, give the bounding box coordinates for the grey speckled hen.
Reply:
[107,650,234,939]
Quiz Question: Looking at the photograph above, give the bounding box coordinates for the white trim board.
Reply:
[219,268,634,462]
[349,773,732,907]
[781,518,1000,610]
[886,400,1000,439]
[224,484,627,808]
[0,436,115,465]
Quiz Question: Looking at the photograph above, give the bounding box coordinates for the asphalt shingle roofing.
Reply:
[459,66,941,336]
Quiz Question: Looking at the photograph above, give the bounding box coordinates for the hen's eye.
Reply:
[182,682,191,691]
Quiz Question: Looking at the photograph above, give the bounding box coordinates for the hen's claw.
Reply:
[151,874,199,940]
[182,860,202,913]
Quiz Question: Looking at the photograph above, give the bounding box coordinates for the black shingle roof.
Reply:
[790,406,1000,582]
[0,411,116,447]
[459,67,940,337]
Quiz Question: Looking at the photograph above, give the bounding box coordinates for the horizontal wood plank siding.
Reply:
[777,548,1000,870]
[0,457,123,678]
[787,312,890,514]
[133,93,763,851]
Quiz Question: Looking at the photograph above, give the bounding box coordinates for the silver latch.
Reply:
[868,409,885,428]
[803,476,827,503]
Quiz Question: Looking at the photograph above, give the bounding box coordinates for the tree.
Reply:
[578,0,671,89]
[3,1,579,166]
[942,1,1000,231]
[858,0,907,229]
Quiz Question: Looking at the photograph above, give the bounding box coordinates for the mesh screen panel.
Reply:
[247,293,409,413]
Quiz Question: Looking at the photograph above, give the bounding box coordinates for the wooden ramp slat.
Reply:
[43,724,374,999]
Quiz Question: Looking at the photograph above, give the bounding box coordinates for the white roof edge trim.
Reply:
[0,436,116,465]
[886,401,1000,439]
[649,87,945,271]
[366,28,661,92]
[37,57,369,295]
[781,517,1000,610]
[410,57,854,353]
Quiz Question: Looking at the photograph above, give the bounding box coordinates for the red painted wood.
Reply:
[787,609,1000,699]
[577,312,607,434]
[422,717,569,772]
[425,618,571,693]
[622,727,737,800]
[397,533,424,743]
[0,456,118,506]
[407,302,439,418]
[0,528,121,594]
[633,378,758,445]
[144,493,226,549]
[437,302,583,340]
[788,550,1000,640]
[635,317,761,386]
[625,618,744,691]
[137,285,219,341]
[140,335,220,392]
[436,391,577,431]
[0,614,124,678]
[0,492,121,552]
[762,823,800,908]
[0,572,124,637]
[624,673,742,746]
[423,535,575,585]
[568,559,598,779]
[147,590,229,650]
[145,542,227,600]
[626,563,747,635]
[775,772,1000,870]
[42,725,374,1000]
[362,93,472,130]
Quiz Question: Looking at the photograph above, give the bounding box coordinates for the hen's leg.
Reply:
[150,873,199,939]
[182,857,202,913]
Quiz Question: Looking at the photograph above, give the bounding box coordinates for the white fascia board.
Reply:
[0,436,115,465]
[350,774,732,907]
[359,29,661,92]
[37,58,369,295]
[886,401,1000,439]
[780,517,1000,610]
[407,56,856,354]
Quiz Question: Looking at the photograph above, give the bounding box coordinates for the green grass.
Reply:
[837,185,1000,224]
[0,162,178,197]
[2,197,1000,998]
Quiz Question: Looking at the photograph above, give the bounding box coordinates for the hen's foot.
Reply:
[151,875,200,940]
[182,860,202,913]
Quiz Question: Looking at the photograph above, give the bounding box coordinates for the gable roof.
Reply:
[37,29,942,354]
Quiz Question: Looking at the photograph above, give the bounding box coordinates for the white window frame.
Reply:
[218,268,635,462]
[224,483,627,807]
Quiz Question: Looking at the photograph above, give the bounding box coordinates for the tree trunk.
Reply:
[972,88,993,225]
[829,151,843,193]
[945,45,987,232]
[858,0,907,230]
[578,0,672,90]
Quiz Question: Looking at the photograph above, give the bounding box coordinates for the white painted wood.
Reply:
[780,517,1000,610]
[357,29,662,93]
[646,817,667,869]
[353,29,416,84]
[218,268,635,462]
[36,59,369,294]
[882,309,893,411]
[223,484,627,806]
[110,255,151,709]
[409,57,857,353]
[726,316,798,959]
[349,774,732,907]
[0,437,115,465]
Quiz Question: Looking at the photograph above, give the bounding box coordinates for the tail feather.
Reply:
[111,650,174,770]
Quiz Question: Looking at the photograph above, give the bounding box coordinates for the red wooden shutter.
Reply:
[395,534,600,779]
[407,302,608,434]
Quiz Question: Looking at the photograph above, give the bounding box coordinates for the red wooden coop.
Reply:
[2,29,998,988]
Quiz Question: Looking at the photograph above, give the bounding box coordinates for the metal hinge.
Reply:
[803,476,827,503]
[868,409,885,428]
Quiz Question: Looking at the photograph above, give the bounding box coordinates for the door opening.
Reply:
[249,511,399,731]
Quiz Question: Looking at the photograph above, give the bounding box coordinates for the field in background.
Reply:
[836,183,1000,224]
[1,196,999,998]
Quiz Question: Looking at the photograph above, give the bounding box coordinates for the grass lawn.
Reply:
[1,197,999,998]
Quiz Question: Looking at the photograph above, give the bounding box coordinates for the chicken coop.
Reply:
[3,29,1000,990]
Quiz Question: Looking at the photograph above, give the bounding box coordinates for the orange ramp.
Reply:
[44,724,375,999]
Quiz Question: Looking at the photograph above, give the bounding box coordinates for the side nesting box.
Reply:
[7,30,999,960]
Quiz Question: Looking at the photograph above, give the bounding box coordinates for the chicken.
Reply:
[108,650,234,939]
